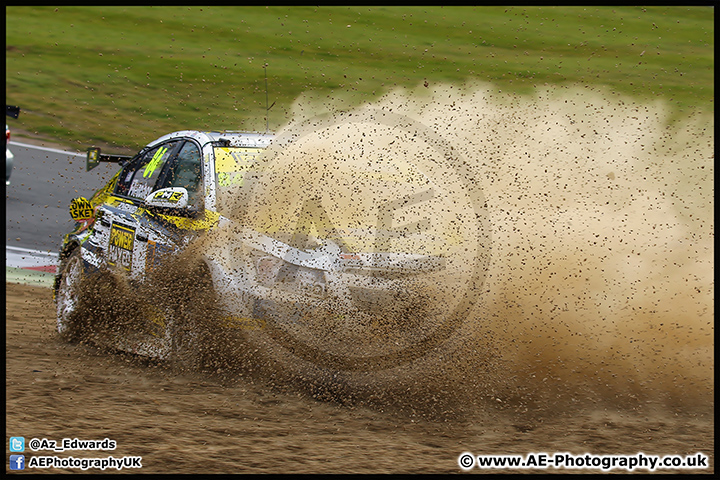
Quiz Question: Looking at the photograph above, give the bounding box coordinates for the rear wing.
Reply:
[86,147,132,171]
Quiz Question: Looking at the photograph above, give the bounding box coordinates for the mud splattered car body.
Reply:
[53,130,449,366]
[54,130,273,358]
[55,130,271,283]
[6,105,20,185]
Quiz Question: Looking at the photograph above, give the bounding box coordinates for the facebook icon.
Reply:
[10,454,25,470]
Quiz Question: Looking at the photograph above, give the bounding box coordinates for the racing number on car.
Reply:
[108,223,136,271]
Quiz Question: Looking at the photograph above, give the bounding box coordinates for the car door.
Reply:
[134,139,209,276]
[103,139,184,280]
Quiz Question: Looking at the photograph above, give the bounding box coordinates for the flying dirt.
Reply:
[64,80,712,415]
[6,80,713,473]
[199,80,713,415]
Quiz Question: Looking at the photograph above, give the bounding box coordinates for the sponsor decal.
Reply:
[152,189,184,203]
[108,223,135,271]
[70,197,94,221]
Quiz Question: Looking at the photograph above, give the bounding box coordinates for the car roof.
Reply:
[146,130,274,149]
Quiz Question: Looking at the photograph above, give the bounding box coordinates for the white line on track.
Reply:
[8,140,85,157]
[6,246,59,269]
[6,142,76,282]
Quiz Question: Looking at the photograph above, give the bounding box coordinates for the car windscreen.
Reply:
[115,141,182,200]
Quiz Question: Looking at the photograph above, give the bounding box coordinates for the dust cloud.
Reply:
[219,81,713,415]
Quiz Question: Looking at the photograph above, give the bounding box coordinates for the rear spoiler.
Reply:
[86,147,133,171]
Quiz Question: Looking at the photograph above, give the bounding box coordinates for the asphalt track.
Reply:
[5,140,119,285]
[5,140,118,254]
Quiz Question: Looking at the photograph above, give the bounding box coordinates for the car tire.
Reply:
[55,248,88,342]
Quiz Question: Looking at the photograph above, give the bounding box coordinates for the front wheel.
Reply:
[55,248,87,341]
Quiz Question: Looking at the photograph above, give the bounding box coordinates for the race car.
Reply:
[53,130,454,372]
[6,105,20,185]
[6,123,12,185]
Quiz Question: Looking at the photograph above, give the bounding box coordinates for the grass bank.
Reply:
[6,6,713,151]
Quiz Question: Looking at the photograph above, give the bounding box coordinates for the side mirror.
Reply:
[86,147,132,171]
[6,105,20,119]
[144,187,189,209]
[87,147,101,171]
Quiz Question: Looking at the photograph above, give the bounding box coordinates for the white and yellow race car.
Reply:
[53,130,460,375]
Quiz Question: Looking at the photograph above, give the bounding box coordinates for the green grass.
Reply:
[6,6,714,152]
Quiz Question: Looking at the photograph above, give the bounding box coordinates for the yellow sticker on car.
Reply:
[108,223,135,271]
[142,146,168,178]
[152,190,184,203]
[69,197,94,221]
[215,147,264,187]
[214,147,264,172]
[157,209,221,231]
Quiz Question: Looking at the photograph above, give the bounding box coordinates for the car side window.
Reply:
[115,141,180,200]
[162,141,203,209]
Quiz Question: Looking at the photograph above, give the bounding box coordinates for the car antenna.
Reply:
[264,63,275,133]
